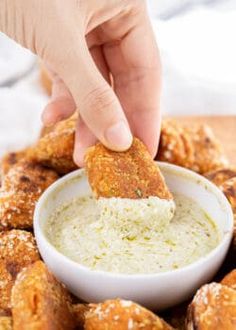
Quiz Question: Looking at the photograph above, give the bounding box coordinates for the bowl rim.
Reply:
[34,162,234,280]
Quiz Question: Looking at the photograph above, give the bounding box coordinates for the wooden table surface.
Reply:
[170,115,236,165]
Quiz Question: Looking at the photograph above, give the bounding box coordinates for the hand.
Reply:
[0,0,161,166]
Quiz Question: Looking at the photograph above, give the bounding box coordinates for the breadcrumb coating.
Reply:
[85,138,173,200]
[186,283,236,330]
[11,261,76,330]
[157,120,228,174]
[84,299,173,330]
[0,161,58,230]
[0,316,12,330]
[157,120,195,169]
[221,269,236,291]
[29,115,77,174]
[0,149,29,177]
[0,230,39,312]
[190,124,228,174]
[204,168,236,187]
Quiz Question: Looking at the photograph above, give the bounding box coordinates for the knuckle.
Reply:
[82,86,117,117]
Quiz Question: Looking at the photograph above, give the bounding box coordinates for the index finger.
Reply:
[103,9,161,157]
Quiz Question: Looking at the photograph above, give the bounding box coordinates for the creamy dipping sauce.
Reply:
[45,193,220,274]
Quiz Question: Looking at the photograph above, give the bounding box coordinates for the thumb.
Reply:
[55,39,133,151]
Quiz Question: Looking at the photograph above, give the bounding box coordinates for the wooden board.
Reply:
[170,115,236,165]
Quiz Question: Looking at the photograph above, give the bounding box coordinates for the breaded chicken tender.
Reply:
[0,317,12,330]
[0,161,58,230]
[85,138,173,200]
[205,168,236,187]
[11,261,76,330]
[157,120,228,174]
[157,120,195,169]
[29,115,77,174]
[186,283,236,330]
[190,124,228,174]
[0,230,40,312]
[221,269,236,290]
[84,299,173,330]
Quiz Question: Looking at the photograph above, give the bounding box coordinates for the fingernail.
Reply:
[105,121,133,150]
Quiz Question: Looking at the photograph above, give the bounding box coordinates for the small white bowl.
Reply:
[34,162,233,310]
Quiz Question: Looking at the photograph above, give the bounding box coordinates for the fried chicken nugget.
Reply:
[0,230,40,312]
[0,161,58,230]
[29,115,77,174]
[157,121,227,174]
[85,138,173,200]
[157,120,195,169]
[11,261,76,330]
[221,269,236,291]
[186,283,236,330]
[190,124,228,174]
[84,299,173,330]
[0,317,12,330]
[204,168,236,187]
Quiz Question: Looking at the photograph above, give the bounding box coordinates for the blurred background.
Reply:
[0,0,236,157]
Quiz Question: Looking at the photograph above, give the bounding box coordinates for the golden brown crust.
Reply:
[84,299,173,330]
[186,283,236,330]
[28,116,77,174]
[11,261,76,330]
[85,138,173,200]
[0,310,11,318]
[0,161,58,230]
[204,168,236,187]
[0,265,13,315]
[73,304,89,329]
[157,120,228,174]
[0,230,40,312]
[190,124,228,174]
[0,150,29,177]
[221,269,236,291]
[157,120,195,169]
[0,316,12,330]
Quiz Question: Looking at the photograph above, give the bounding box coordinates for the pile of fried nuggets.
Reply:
[0,115,236,329]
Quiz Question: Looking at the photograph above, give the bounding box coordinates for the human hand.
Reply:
[0,0,161,166]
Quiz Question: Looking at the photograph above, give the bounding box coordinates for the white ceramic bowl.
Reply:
[34,162,233,310]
